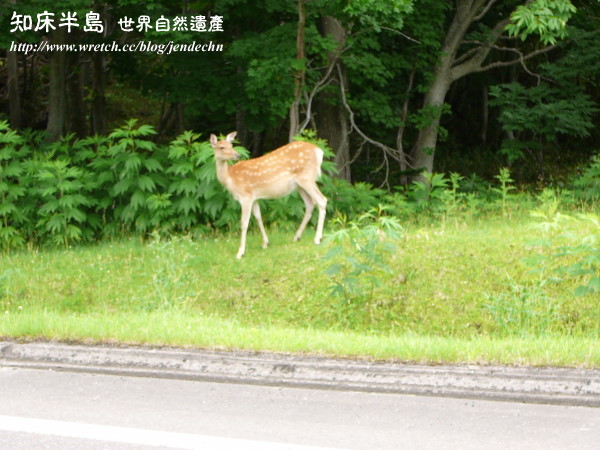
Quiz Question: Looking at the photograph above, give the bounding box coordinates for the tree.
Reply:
[408,0,579,178]
[45,26,68,142]
[306,0,414,181]
[1,0,597,187]
[489,21,600,179]
[289,0,307,142]
[314,16,351,180]
[6,0,21,129]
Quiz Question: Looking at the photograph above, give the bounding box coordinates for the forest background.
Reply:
[2,0,599,185]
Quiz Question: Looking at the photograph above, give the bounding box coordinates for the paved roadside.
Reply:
[1,340,599,407]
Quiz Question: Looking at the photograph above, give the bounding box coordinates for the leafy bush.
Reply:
[324,179,389,218]
[0,120,589,251]
[323,207,403,326]
[0,120,238,248]
[0,122,31,250]
[572,154,600,203]
[493,167,516,216]
[34,159,93,246]
[527,210,599,297]
[2,121,396,248]
[490,82,596,164]
[406,172,449,213]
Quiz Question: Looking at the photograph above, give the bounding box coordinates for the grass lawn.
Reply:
[1,214,598,367]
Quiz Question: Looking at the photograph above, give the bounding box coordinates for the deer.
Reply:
[210,131,327,259]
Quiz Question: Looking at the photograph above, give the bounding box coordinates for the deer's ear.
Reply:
[210,134,218,146]
[226,131,237,143]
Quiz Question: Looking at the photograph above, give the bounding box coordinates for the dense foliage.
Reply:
[1,120,597,252]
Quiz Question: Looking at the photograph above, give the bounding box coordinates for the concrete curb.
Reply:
[1,341,599,407]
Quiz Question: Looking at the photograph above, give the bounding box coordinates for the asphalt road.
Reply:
[1,366,599,449]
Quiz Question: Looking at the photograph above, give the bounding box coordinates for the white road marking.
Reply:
[0,415,336,449]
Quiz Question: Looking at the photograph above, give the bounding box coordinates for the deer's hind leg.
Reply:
[252,201,269,249]
[295,181,327,245]
[294,187,316,242]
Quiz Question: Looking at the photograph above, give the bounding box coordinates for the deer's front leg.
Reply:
[237,199,253,259]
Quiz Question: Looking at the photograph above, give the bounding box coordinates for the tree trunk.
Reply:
[481,86,489,144]
[409,64,452,174]
[174,102,185,135]
[289,0,306,142]
[66,52,88,138]
[90,52,107,135]
[315,16,351,181]
[45,28,68,143]
[409,0,488,177]
[7,49,21,129]
[316,89,350,181]
[397,66,416,185]
[6,0,21,129]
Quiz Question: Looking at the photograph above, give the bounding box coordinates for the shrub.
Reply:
[323,207,403,326]
[0,122,31,250]
[527,209,599,297]
[0,120,589,251]
[572,153,600,203]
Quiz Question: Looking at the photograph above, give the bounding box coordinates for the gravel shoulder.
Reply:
[1,340,599,407]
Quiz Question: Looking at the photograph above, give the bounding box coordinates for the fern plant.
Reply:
[34,159,92,246]
[0,122,31,250]
[407,172,450,214]
[493,167,516,216]
[527,210,599,297]
[572,154,600,203]
[324,206,403,326]
[167,130,238,231]
[105,120,169,233]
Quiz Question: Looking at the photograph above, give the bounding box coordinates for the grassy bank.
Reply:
[2,311,598,367]
[1,215,598,367]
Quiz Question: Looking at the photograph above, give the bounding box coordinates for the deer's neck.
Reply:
[215,160,233,190]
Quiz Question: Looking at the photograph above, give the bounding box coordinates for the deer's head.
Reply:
[210,131,240,161]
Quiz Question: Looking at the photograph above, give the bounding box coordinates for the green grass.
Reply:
[1,214,598,367]
[2,311,598,367]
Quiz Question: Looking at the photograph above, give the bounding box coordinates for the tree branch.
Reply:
[475,44,558,82]
[336,64,414,174]
[378,26,421,44]
[449,16,511,81]
[297,38,345,134]
[348,24,420,44]
[474,0,499,22]
[452,45,481,66]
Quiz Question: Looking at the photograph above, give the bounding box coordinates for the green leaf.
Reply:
[124,155,142,173]
[144,158,164,172]
[586,276,600,292]
[130,189,147,210]
[175,196,199,215]
[138,175,157,192]
[113,179,132,196]
[324,263,344,277]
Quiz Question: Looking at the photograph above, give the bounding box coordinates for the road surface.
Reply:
[1,366,599,449]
